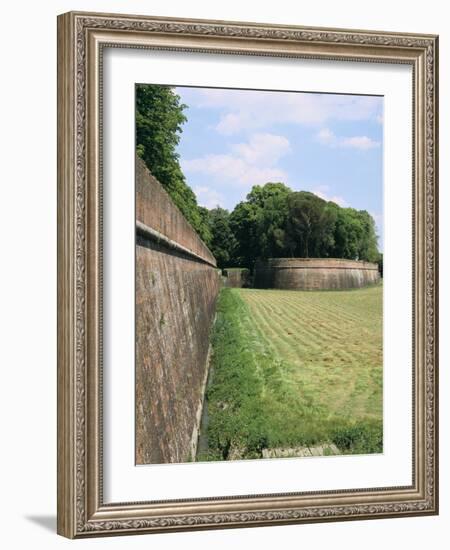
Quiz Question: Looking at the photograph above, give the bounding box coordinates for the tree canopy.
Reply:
[229,183,291,267]
[136,84,211,243]
[285,192,337,258]
[205,208,237,268]
[226,187,380,268]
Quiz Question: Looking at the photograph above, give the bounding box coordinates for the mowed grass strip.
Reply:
[199,286,383,461]
[242,286,383,420]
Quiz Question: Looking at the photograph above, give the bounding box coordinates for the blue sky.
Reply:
[175,87,384,250]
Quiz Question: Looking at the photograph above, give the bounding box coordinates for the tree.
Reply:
[332,208,379,262]
[136,84,210,242]
[333,208,363,259]
[197,207,213,248]
[230,183,292,267]
[229,183,379,268]
[206,208,237,269]
[285,192,337,258]
[250,183,292,259]
[229,201,260,268]
[356,210,379,262]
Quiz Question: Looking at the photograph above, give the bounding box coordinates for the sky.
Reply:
[175,86,384,251]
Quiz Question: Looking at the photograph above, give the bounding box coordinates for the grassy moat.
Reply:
[197,285,383,461]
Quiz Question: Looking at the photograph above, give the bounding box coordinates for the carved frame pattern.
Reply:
[57,11,438,538]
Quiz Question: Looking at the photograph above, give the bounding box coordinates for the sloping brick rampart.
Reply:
[254,258,380,290]
[135,158,220,465]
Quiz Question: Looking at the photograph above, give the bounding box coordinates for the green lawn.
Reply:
[197,285,383,461]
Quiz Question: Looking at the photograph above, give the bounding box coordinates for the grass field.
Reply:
[197,285,383,461]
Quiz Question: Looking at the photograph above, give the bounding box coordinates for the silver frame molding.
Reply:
[57,11,439,538]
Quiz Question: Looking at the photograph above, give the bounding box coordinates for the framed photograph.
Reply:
[57,11,439,538]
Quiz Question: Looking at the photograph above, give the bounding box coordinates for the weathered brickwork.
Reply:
[254,258,380,290]
[135,158,220,465]
[136,158,216,265]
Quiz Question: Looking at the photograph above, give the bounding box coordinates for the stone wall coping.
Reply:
[257,258,379,270]
[136,220,217,268]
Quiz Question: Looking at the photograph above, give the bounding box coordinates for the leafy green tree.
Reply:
[250,183,292,258]
[230,183,292,267]
[197,206,213,247]
[136,84,210,242]
[229,201,260,268]
[229,184,379,266]
[356,210,379,262]
[333,208,363,259]
[332,208,379,261]
[207,208,237,269]
[136,84,186,185]
[285,192,337,258]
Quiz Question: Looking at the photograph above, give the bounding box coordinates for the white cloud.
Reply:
[193,186,225,209]
[316,128,380,150]
[231,133,291,165]
[216,113,243,135]
[316,128,335,145]
[184,155,287,186]
[182,132,290,187]
[177,87,383,135]
[339,136,380,150]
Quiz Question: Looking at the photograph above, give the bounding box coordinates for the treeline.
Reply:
[136,84,380,270]
[205,186,380,269]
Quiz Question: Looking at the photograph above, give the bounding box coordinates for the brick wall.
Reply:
[254,258,380,290]
[135,158,220,464]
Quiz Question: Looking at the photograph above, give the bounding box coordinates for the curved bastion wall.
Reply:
[254,258,380,290]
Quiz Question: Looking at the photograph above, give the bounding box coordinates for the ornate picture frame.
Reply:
[57,11,438,538]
